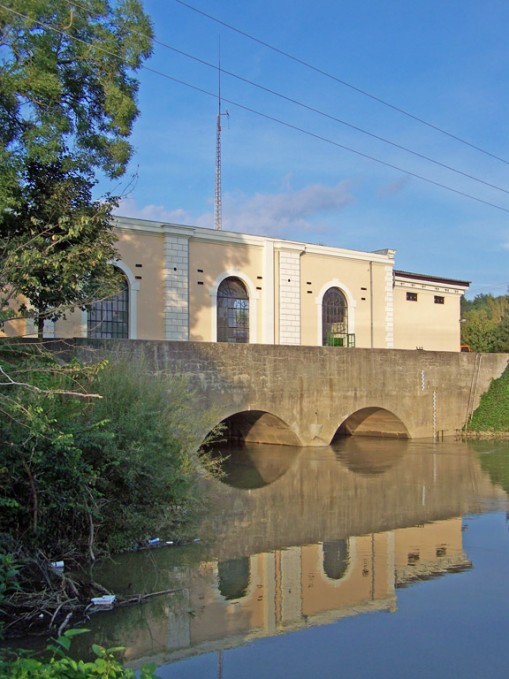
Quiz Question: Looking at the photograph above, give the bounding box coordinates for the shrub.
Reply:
[0,629,156,677]
[0,345,219,557]
[467,365,509,432]
[85,359,219,551]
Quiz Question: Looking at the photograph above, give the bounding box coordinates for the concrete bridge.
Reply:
[64,340,508,446]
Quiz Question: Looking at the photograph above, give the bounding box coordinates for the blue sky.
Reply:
[107,0,509,298]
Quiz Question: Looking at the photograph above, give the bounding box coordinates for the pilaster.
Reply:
[384,265,394,348]
[164,234,190,341]
[278,248,303,345]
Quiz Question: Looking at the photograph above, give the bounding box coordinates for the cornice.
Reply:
[394,269,470,292]
[113,215,396,265]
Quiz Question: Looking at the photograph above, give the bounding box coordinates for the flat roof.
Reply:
[394,270,470,288]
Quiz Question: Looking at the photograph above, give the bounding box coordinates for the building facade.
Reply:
[5,216,469,351]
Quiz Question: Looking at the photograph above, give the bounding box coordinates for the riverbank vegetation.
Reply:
[0,0,169,665]
[0,341,220,639]
[466,364,509,434]
[0,628,156,678]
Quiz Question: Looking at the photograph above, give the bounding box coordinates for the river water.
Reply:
[76,438,509,678]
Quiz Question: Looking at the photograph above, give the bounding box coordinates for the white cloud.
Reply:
[114,198,196,225]
[115,181,354,237]
[378,176,411,197]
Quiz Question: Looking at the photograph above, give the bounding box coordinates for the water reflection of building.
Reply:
[126,518,470,667]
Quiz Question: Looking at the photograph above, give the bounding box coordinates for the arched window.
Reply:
[88,272,129,339]
[217,277,249,343]
[322,540,350,580]
[218,557,251,600]
[322,287,348,346]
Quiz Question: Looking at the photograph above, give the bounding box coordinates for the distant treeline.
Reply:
[461,293,509,353]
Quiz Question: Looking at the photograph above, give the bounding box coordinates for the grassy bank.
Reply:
[466,364,509,434]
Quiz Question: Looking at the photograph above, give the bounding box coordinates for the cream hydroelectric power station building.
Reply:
[19,216,470,351]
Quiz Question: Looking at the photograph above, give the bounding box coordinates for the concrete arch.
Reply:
[218,409,302,447]
[209,271,260,344]
[334,407,410,440]
[315,279,357,346]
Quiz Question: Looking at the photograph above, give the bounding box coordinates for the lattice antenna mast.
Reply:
[215,43,228,230]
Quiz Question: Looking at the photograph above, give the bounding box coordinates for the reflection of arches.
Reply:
[218,557,250,601]
[332,437,408,476]
[322,540,350,580]
[217,277,249,343]
[315,279,356,346]
[219,410,301,447]
[322,287,348,346]
[213,443,302,489]
[88,270,129,339]
[334,407,409,439]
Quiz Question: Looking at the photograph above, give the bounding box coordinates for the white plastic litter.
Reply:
[90,595,116,607]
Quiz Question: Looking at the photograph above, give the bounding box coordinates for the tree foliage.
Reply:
[0,0,153,333]
[461,293,509,352]
[491,311,509,352]
[1,162,122,334]
[0,0,152,179]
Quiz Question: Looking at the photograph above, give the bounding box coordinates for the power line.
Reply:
[175,0,509,167]
[55,0,509,198]
[4,3,509,215]
[61,0,509,197]
[161,42,509,198]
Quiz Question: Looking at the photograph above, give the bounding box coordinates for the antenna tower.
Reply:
[215,43,228,230]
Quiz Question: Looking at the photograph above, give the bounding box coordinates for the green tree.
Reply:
[0,0,152,179]
[461,309,499,352]
[492,312,509,352]
[0,0,153,333]
[1,161,121,335]
[461,294,509,352]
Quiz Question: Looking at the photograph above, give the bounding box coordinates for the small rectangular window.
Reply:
[406,292,418,301]
[434,295,445,304]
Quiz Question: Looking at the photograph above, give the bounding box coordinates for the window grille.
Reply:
[322,287,348,346]
[217,277,249,343]
[88,275,129,339]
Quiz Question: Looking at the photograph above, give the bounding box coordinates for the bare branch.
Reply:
[0,365,103,398]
